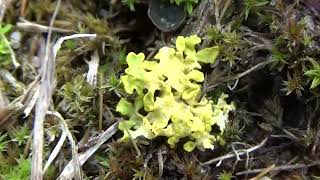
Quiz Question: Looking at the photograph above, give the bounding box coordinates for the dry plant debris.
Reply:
[0,0,319,179]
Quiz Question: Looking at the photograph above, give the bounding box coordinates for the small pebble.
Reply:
[10,31,22,49]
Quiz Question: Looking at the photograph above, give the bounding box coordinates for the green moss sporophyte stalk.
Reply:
[116,35,235,152]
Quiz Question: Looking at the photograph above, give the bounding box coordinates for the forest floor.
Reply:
[0,0,320,179]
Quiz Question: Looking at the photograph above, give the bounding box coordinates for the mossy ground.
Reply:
[0,0,320,179]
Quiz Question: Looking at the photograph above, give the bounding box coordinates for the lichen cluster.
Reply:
[116,35,235,152]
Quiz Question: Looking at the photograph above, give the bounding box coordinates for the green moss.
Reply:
[304,57,320,89]
[0,133,8,152]
[57,75,96,126]
[0,158,31,180]
[0,24,13,68]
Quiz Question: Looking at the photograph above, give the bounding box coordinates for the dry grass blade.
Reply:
[58,121,119,180]
[86,50,99,87]
[23,84,40,117]
[0,73,40,129]
[31,0,61,179]
[30,23,95,180]
[30,3,96,179]
[249,164,276,180]
[17,19,74,33]
[43,130,67,173]
[52,33,97,60]
[0,0,11,23]
[31,41,54,179]
[46,111,82,180]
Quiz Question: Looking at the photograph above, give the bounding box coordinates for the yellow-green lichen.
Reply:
[116,35,235,152]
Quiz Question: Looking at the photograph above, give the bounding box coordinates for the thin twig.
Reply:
[23,134,32,158]
[144,153,153,169]
[201,137,268,166]
[312,120,320,155]
[269,156,298,178]
[227,78,239,90]
[231,143,240,171]
[249,164,276,180]
[205,60,272,93]
[236,161,320,176]
[157,149,164,178]
[17,19,73,33]
[213,0,221,30]
[98,72,104,131]
[219,0,231,21]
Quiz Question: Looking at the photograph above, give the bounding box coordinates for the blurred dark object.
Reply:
[148,0,186,32]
